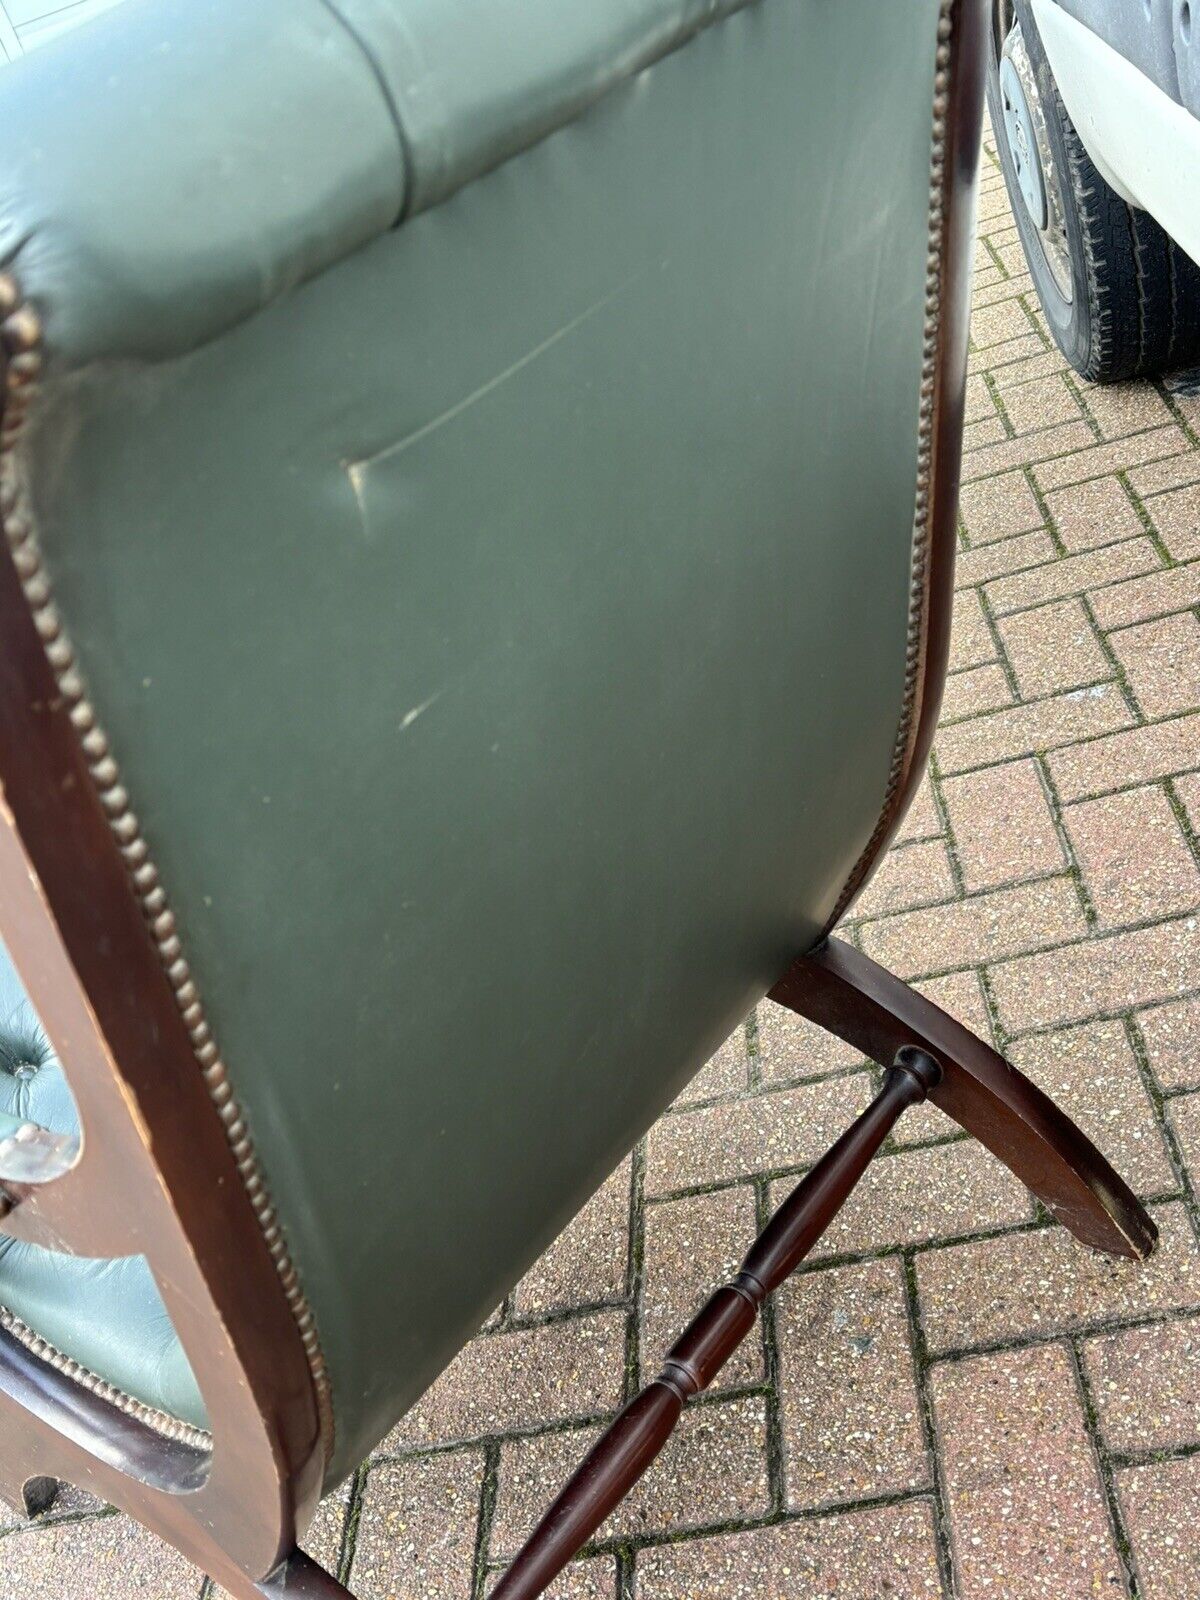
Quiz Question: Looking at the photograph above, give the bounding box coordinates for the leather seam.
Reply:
[314,0,766,231]
[0,280,337,1466]
[821,0,956,936]
[313,0,415,225]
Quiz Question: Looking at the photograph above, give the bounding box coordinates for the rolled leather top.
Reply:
[0,0,756,370]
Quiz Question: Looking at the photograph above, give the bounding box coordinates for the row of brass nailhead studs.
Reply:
[0,1305,213,1451]
[0,274,334,1459]
[826,0,954,931]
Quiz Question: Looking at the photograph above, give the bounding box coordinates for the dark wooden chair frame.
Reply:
[0,2,1156,1594]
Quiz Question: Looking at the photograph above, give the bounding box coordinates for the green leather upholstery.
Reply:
[0,0,952,1487]
[0,0,405,365]
[0,0,758,367]
[0,938,207,1429]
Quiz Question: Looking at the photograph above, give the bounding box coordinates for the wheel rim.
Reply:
[996,11,1073,302]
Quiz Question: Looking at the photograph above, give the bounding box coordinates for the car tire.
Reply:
[987,0,1200,383]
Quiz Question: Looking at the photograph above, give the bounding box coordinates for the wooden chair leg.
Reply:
[769,935,1157,1260]
[487,1048,943,1600]
[488,935,1157,1600]
[219,1549,356,1599]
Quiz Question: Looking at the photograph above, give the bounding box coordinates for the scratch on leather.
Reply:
[399,689,445,730]
[343,266,652,511]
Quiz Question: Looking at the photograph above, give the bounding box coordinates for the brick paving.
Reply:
[3,123,1200,1600]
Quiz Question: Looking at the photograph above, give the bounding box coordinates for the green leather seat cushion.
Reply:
[0,939,206,1431]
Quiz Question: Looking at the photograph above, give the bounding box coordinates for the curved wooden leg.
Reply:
[216,1549,355,1599]
[769,936,1157,1260]
[485,934,1159,1600]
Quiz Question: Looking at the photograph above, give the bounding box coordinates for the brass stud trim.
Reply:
[824,0,958,934]
[0,273,335,1464]
[0,1306,212,1451]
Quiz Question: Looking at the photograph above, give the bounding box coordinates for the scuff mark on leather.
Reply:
[399,689,445,731]
[344,267,650,487]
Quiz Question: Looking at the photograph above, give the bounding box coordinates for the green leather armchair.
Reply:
[0,0,1154,1594]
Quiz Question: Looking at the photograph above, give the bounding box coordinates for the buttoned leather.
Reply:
[0,939,207,1429]
[0,0,954,1487]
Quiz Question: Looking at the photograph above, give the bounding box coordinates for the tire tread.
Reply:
[993,3,1200,383]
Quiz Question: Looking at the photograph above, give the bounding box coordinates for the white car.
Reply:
[990,0,1200,381]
